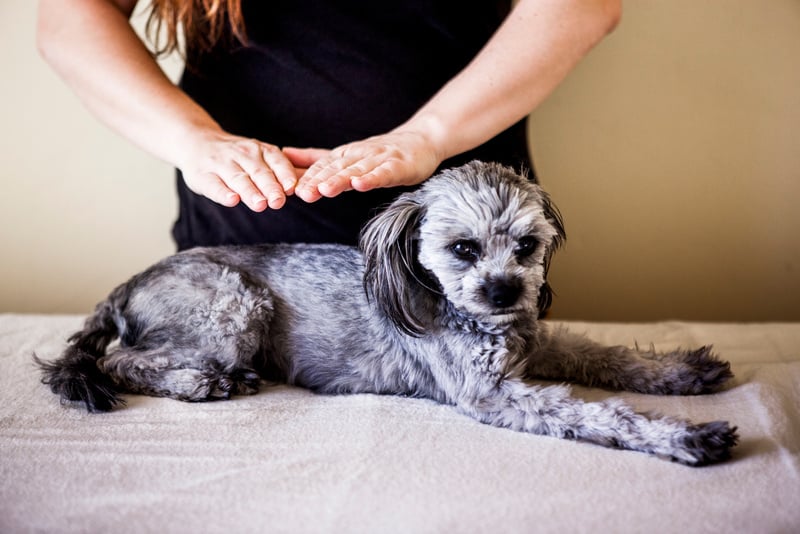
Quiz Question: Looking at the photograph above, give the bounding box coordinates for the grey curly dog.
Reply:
[36,161,738,466]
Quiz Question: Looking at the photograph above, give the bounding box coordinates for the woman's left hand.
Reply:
[284,129,442,202]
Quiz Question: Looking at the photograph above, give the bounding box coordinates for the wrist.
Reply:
[168,115,226,171]
[393,112,453,163]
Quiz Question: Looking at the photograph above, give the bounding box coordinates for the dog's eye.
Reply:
[515,236,539,258]
[450,240,481,262]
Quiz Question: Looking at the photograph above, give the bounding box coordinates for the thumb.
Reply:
[282,147,331,168]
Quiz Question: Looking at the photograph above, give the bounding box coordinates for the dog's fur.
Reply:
[36,161,737,466]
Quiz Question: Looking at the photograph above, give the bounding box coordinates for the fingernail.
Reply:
[269,195,286,209]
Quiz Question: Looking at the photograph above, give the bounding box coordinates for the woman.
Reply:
[37,0,621,248]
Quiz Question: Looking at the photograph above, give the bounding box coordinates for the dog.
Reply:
[36,161,737,466]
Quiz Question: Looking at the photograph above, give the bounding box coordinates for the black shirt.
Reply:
[173,0,530,249]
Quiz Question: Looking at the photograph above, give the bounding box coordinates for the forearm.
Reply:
[37,0,300,210]
[398,0,622,162]
[36,0,220,169]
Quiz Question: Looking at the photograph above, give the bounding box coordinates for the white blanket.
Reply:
[1,314,799,533]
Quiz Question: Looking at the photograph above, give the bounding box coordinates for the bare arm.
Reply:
[37,0,297,211]
[290,0,622,201]
[40,0,620,209]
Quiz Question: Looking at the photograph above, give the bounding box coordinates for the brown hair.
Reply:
[145,0,247,57]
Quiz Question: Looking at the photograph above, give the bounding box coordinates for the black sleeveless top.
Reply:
[173,0,531,250]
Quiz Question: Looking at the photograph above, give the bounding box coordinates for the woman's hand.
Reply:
[282,0,621,205]
[178,130,300,211]
[284,129,443,203]
[40,0,619,215]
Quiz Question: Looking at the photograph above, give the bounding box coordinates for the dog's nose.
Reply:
[485,279,522,309]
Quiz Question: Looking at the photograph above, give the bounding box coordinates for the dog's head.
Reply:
[360,161,565,336]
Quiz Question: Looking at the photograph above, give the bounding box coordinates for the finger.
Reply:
[295,156,346,202]
[319,150,398,192]
[316,172,356,198]
[192,172,241,207]
[316,159,384,198]
[282,147,331,169]
[297,152,386,201]
[245,167,287,210]
[223,139,290,208]
[294,179,324,203]
[261,145,299,196]
[220,166,268,212]
[296,169,355,201]
[350,160,404,192]
[237,146,292,209]
[292,166,307,180]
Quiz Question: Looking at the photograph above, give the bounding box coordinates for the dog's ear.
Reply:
[537,189,566,318]
[359,192,430,336]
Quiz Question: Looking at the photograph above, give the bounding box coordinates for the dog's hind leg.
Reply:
[97,289,273,403]
[97,345,263,402]
[527,327,733,395]
[99,254,278,404]
[36,250,278,411]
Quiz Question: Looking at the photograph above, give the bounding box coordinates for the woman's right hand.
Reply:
[37,0,300,213]
[177,129,300,211]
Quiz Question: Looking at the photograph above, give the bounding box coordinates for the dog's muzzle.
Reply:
[484,278,523,309]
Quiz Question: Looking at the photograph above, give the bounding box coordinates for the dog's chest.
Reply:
[470,335,505,376]
[437,325,527,383]
[470,332,526,380]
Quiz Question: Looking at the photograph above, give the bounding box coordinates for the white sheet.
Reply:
[1,314,799,533]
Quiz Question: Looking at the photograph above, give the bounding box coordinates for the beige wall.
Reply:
[2,0,798,320]
[528,1,800,321]
[1,1,178,314]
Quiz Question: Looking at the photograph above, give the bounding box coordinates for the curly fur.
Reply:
[36,161,737,466]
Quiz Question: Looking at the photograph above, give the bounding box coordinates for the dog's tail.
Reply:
[34,296,125,413]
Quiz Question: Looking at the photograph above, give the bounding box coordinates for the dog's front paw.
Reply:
[663,346,733,395]
[669,421,739,467]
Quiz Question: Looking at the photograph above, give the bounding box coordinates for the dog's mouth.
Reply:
[488,309,523,322]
